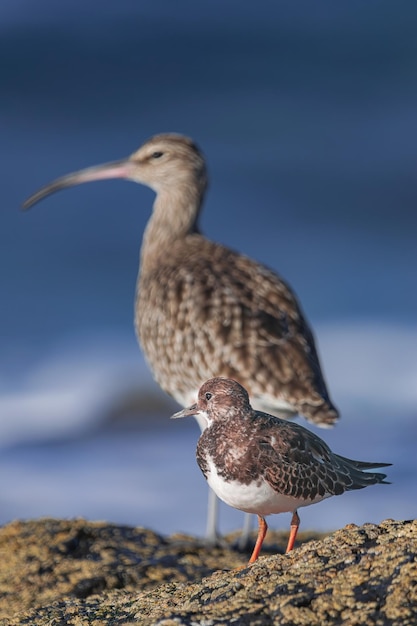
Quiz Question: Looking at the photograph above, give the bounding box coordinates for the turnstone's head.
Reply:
[171,377,252,426]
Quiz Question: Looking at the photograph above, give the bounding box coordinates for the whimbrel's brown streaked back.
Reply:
[22,133,339,540]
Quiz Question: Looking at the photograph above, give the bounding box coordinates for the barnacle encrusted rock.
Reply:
[0,518,415,625]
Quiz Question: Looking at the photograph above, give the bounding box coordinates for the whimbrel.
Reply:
[22,133,339,544]
[173,377,390,563]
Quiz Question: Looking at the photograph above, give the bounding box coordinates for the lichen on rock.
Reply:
[0,518,416,625]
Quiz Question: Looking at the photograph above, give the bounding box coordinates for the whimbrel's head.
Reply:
[128,134,207,192]
[171,377,252,426]
[22,133,208,209]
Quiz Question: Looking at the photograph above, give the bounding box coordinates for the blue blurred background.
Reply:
[1,0,416,536]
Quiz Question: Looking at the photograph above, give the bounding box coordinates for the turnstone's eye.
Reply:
[205,392,212,401]
[151,151,164,159]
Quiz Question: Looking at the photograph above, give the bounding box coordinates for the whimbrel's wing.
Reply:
[136,235,339,426]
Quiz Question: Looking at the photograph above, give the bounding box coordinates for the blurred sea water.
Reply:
[0,0,416,536]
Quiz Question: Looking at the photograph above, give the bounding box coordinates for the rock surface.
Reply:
[0,518,416,625]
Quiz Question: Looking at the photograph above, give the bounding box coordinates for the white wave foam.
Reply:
[0,332,156,447]
[0,322,415,447]
[317,321,417,415]
[0,322,414,534]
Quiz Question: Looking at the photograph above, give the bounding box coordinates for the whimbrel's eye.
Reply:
[151,151,164,159]
[205,392,212,401]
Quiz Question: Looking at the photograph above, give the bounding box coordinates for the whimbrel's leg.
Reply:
[206,493,253,549]
[285,510,300,553]
[248,515,268,563]
[237,513,254,550]
[205,487,220,544]
[196,411,222,545]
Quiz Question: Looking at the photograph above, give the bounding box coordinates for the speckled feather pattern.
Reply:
[130,135,338,427]
[191,378,389,506]
[137,233,337,426]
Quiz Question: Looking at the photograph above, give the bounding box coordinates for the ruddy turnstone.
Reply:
[172,377,390,563]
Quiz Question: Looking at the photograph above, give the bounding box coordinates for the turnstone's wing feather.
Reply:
[253,414,389,500]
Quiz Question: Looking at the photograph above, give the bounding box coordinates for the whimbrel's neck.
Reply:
[140,182,205,273]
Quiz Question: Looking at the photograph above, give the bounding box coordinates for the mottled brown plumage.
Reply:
[173,377,390,563]
[22,133,339,541]
[133,136,338,425]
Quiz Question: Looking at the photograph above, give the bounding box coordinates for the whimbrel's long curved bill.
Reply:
[22,159,135,210]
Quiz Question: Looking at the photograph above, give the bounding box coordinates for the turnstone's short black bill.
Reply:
[172,377,391,564]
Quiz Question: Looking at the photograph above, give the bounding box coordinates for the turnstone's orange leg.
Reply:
[285,510,300,553]
[248,515,268,563]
